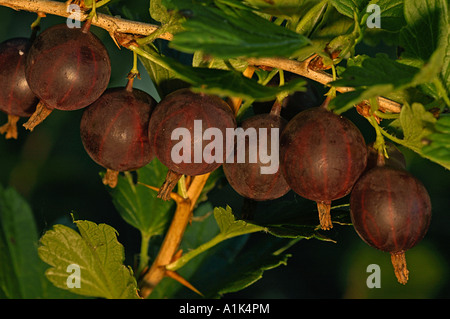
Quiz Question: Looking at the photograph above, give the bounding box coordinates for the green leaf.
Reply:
[398,102,437,152]
[330,52,445,113]
[165,0,310,59]
[379,103,450,170]
[249,197,348,241]
[133,45,307,101]
[399,0,448,62]
[422,115,450,168]
[0,185,80,299]
[150,203,296,298]
[214,206,266,238]
[366,0,405,31]
[0,185,46,298]
[192,51,249,72]
[329,0,369,19]
[106,158,175,238]
[193,236,294,298]
[166,206,266,272]
[38,219,140,299]
[333,54,420,88]
[244,0,318,17]
[149,0,171,24]
[138,45,179,99]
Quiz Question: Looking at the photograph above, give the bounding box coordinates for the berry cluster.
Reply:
[0,21,431,285]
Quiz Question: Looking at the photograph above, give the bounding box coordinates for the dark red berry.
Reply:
[80,80,156,188]
[350,165,432,284]
[24,22,111,131]
[280,105,368,230]
[0,38,38,139]
[149,88,237,200]
[223,113,290,201]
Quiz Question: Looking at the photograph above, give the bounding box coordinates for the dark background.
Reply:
[0,5,449,299]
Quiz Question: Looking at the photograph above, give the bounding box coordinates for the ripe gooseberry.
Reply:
[0,38,38,139]
[350,164,432,284]
[223,101,290,201]
[280,99,368,230]
[149,88,237,200]
[24,21,111,131]
[80,78,156,188]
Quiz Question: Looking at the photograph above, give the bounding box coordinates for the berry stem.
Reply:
[269,99,282,117]
[317,200,333,230]
[320,95,332,111]
[390,251,409,285]
[0,114,20,139]
[23,101,53,131]
[81,17,93,34]
[125,77,135,93]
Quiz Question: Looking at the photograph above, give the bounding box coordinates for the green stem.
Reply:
[30,15,42,30]
[129,45,172,71]
[136,15,179,46]
[129,50,140,78]
[379,127,408,147]
[278,69,285,86]
[374,110,400,119]
[367,115,388,159]
[177,175,188,199]
[138,232,152,275]
[166,233,228,272]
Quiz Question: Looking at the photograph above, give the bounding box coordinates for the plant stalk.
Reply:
[138,173,210,298]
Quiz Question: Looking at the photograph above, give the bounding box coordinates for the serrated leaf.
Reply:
[398,102,437,151]
[0,184,78,299]
[382,103,450,170]
[330,51,445,113]
[422,115,450,168]
[196,236,294,298]
[329,0,369,19]
[149,0,171,24]
[333,54,420,88]
[106,158,175,237]
[249,197,347,241]
[214,206,266,237]
[399,0,448,62]
[151,203,297,298]
[38,220,140,299]
[166,0,310,59]
[366,0,405,31]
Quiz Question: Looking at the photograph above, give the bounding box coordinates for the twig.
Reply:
[246,57,402,114]
[0,0,173,40]
[137,173,210,298]
[0,0,402,114]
